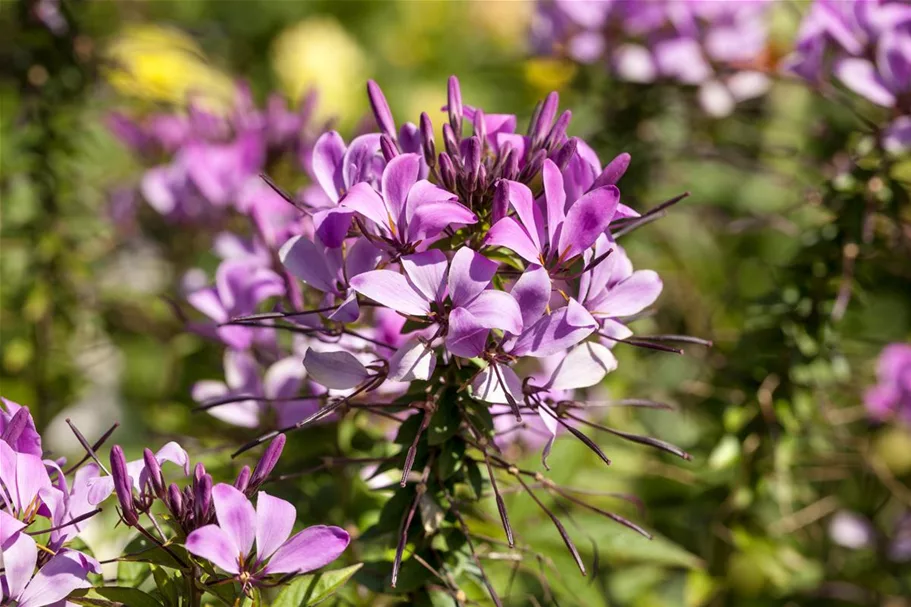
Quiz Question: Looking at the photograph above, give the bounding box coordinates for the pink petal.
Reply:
[313,208,356,249]
[154,442,190,476]
[344,238,383,279]
[485,217,542,265]
[264,525,350,575]
[509,265,552,329]
[542,160,567,247]
[404,180,458,224]
[1,515,37,600]
[593,270,663,318]
[470,364,523,405]
[400,250,448,303]
[445,307,491,358]
[311,131,346,203]
[506,181,543,251]
[255,491,296,561]
[263,357,306,400]
[340,182,391,237]
[303,349,370,390]
[546,342,617,390]
[462,290,523,335]
[17,549,99,607]
[447,247,499,308]
[387,337,436,382]
[187,287,228,324]
[212,483,256,557]
[512,299,597,357]
[835,58,896,107]
[279,236,336,293]
[558,185,619,260]
[381,153,422,221]
[350,270,431,316]
[186,524,241,574]
[407,201,478,243]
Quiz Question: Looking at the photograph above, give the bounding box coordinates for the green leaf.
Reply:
[427,397,460,446]
[437,439,465,480]
[70,587,163,607]
[271,563,363,606]
[151,565,180,607]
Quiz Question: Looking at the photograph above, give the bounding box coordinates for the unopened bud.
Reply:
[250,434,286,490]
[380,134,399,163]
[142,448,165,497]
[447,75,463,137]
[194,472,213,521]
[438,153,457,191]
[544,110,572,151]
[110,445,138,526]
[167,483,183,515]
[492,179,509,223]
[419,112,436,167]
[472,108,487,147]
[442,123,460,161]
[552,137,578,173]
[367,80,396,140]
[234,465,252,494]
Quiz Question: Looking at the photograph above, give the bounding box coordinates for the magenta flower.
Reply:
[341,154,478,254]
[350,247,523,360]
[0,512,100,607]
[186,258,286,349]
[192,350,315,428]
[280,234,382,323]
[186,484,349,593]
[865,343,911,425]
[579,236,663,341]
[306,131,385,247]
[485,159,619,276]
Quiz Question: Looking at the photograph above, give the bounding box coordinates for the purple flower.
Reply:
[350,247,523,361]
[306,131,385,247]
[485,159,620,276]
[533,0,774,116]
[579,236,663,341]
[865,343,911,425]
[341,154,478,254]
[185,484,349,593]
[280,234,382,324]
[0,441,59,522]
[186,259,286,349]
[0,512,100,607]
[192,350,315,428]
[785,0,911,151]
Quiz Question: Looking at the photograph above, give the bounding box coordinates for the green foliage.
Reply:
[272,564,364,606]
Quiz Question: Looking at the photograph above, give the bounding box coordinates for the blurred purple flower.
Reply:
[865,343,911,425]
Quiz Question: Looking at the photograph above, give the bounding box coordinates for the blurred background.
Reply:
[2,1,910,605]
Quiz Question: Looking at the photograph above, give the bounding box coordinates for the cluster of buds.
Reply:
[97,434,286,535]
[532,0,774,116]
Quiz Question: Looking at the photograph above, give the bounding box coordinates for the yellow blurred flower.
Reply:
[272,17,368,126]
[105,24,235,112]
[524,57,577,95]
[467,0,533,51]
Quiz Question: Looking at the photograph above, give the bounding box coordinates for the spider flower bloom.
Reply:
[532,0,774,117]
[186,484,349,594]
[784,0,911,151]
[865,343,911,425]
[1,397,42,457]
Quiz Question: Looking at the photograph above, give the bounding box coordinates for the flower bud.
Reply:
[447,75,463,137]
[250,434,286,490]
[593,152,631,188]
[519,149,547,182]
[110,445,138,526]
[544,110,572,151]
[503,147,519,181]
[419,112,436,168]
[234,465,252,494]
[194,462,207,482]
[167,482,183,515]
[492,179,509,224]
[194,472,213,522]
[442,123,460,161]
[472,108,487,148]
[531,92,559,147]
[553,137,578,173]
[142,448,165,498]
[1,408,30,446]
[465,136,482,192]
[438,153,457,192]
[367,80,396,140]
[380,134,399,163]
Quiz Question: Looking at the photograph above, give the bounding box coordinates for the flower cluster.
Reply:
[109,82,318,221]
[532,0,774,116]
[865,343,911,425]
[1,398,102,607]
[784,0,911,152]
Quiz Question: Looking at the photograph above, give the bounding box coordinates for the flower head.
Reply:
[865,343,911,425]
[186,484,349,594]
